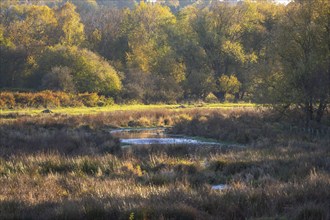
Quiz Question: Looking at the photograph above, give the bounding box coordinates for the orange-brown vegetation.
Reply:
[0,91,114,109]
[0,108,329,219]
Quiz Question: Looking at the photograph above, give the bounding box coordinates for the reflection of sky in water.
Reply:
[211,184,229,190]
[120,138,220,145]
[111,128,221,145]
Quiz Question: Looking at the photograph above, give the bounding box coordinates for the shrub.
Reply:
[0,92,15,108]
[0,99,4,109]
[78,93,100,107]
[36,45,122,95]
[0,91,115,109]
[136,117,151,127]
[205,92,218,103]
[128,117,151,127]
[52,91,73,107]
[96,96,114,107]
[32,91,60,108]
[13,93,33,108]
[224,93,235,102]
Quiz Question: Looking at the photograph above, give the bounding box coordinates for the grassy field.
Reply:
[0,103,256,115]
[0,106,329,219]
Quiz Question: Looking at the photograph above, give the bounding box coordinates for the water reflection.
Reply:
[211,184,229,190]
[110,128,221,145]
[120,138,207,145]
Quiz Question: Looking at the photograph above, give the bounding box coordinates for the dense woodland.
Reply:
[0,0,329,122]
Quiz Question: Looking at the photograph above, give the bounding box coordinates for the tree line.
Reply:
[0,0,329,123]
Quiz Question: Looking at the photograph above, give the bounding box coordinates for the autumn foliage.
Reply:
[0,91,114,109]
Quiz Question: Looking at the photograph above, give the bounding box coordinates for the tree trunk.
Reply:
[240,91,245,100]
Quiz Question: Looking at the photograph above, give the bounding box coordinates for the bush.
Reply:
[36,45,122,95]
[128,117,152,127]
[0,92,15,108]
[224,93,235,102]
[52,91,73,107]
[97,96,114,107]
[78,93,100,107]
[205,93,218,103]
[0,91,115,109]
[32,91,60,108]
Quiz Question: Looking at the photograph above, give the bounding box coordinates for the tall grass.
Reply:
[171,109,330,144]
[0,102,256,116]
[0,108,329,219]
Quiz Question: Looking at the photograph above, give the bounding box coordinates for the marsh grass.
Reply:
[0,102,256,116]
[171,109,330,144]
[0,141,329,219]
[0,108,329,219]
[0,108,228,129]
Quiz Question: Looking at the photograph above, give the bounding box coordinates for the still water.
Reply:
[110,128,222,146]
[111,127,231,190]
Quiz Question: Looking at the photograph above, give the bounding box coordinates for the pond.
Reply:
[111,128,232,191]
[110,127,228,146]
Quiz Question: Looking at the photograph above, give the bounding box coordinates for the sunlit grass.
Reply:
[1,107,327,219]
[0,142,329,219]
[0,103,256,115]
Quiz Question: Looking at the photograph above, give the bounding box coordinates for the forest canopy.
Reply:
[0,0,329,122]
